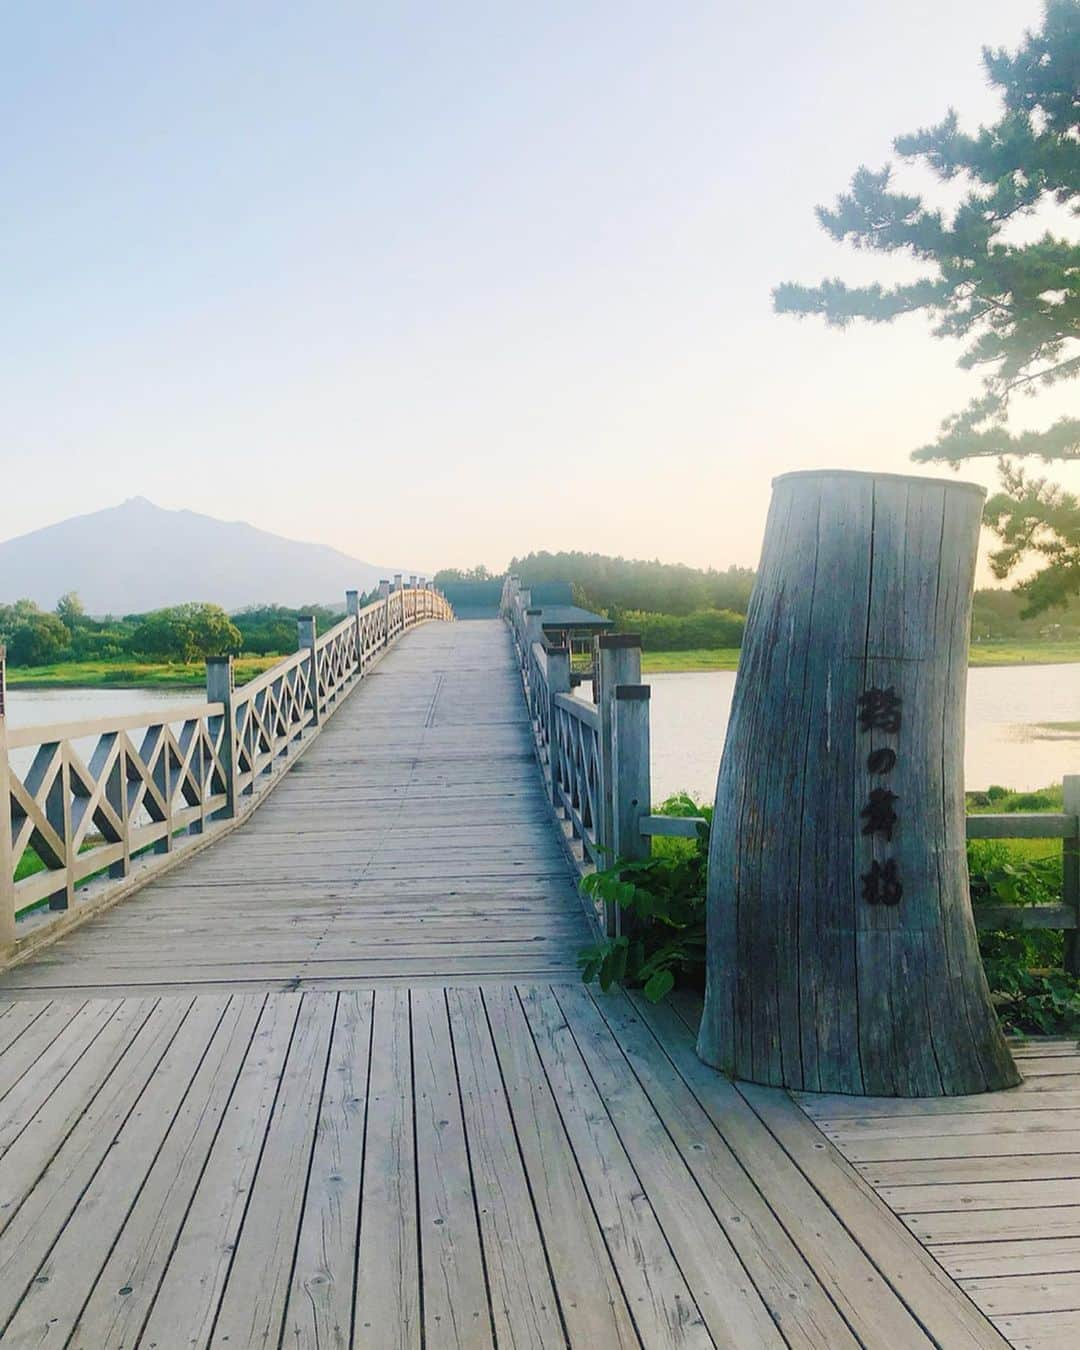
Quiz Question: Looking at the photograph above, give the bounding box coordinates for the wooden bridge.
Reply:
[0,580,1077,1348]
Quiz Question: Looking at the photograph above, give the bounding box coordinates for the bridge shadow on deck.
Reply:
[0,621,592,997]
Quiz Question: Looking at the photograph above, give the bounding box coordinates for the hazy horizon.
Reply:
[5,1,1073,584]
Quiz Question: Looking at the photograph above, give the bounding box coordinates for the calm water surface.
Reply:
[8,665,1080,800]
[646,663,1080,802]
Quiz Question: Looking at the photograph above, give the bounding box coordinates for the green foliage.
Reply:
[1,608,70,665]
[55,591,85,629]
[433,565,493,584]
[578,794,710,1002]
[973,584,1080,640]
[230,604,345,656]
[129,604,242,663]
[509,551,755,619]
[580,788,1080,1033]
[776,1,1080,611]
[968,838,1080,1033]
[616,607,745,651]
[968,782,1064,812]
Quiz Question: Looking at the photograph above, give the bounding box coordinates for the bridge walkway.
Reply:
[0,620,592,997]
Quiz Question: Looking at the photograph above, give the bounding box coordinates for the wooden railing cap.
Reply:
[598,633,641,649]
[614,684,650,700]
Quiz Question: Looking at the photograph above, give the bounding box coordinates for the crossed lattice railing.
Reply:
[0,582,452,952]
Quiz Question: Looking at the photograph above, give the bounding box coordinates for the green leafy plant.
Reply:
[968,838,1080,1034]
[578,795,709,1002]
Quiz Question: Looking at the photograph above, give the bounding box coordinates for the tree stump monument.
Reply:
[697,469,1019,1096]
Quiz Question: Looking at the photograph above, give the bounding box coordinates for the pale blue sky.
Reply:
[3,1,1067,575]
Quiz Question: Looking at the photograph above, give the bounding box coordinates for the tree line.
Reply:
[0,594,353,667]
[441,550,1079,649]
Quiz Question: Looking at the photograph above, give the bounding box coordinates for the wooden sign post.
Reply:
[697,470,1019,1096]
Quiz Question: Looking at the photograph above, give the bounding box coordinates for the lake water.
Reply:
[645,664,1080,803]
[7,664,1079,801]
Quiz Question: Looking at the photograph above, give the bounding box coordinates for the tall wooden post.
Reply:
[612,686,651,866]
[1064,775,1080,977]
[697,469,1019,1097]
[0,648,16,947]
[379,580,391,647]
[594,635,642,864]
[546,644,571,810]
[524,608,543,694]
[297,616,320,727]
[207,656,236,821]
[346,590,362,674]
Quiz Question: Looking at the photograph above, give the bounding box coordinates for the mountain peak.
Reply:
[0,502,407,613]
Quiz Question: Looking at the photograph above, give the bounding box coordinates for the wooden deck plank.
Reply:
[353,987,421,1349]
[860,1153,1080,1186]
[994,1308,1080,1346]
[959,1271,1080,1314]
[880,1178,1080,1214]
[0,999,150,1221]
[411,986,494,1348]
[518,984,714,1349]
[563,985,850,1349]
[137,993,301,1347]
[621,990,936,1349]
[2,996,228,1345]
[283,990,374,1350]
[213,991,338,1348]
[932,1238,1080,1279]
[69,994,265,1348]
[480,984,639,1349]
[0,997,189,1330]
[445,986,566,1348]
[0,999,118,1150]
[808,1039,1080,1349]
[0,1000,55,1060]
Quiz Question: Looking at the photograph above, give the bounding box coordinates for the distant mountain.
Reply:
[0,498,410,613]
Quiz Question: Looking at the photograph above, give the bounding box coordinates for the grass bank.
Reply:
[640,639,1080,675]
[7,655,283,690]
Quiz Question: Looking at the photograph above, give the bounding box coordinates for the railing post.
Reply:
[611,683,652,939]
[524,609,543,690]
[298,615,320,727]
[1065,775,1080,977]
[379,580,391,648]
[612,685,652,863]
[594,634,642,864]
[546,644,570,809]
[207,655,237,821]
[346,589,362,675]
[0,648,15,947]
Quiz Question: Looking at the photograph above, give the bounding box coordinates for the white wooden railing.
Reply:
[0,581,452,958]
[503,576,652,935]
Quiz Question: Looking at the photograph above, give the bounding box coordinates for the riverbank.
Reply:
[6,655,282,689]
[7,639,1080,685]
[640,640,1080,674]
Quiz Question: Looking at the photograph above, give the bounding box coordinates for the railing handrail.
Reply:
[314,613,357,651]
[552,690,599,730]
[232,648,310,705]
[6,700,225,749]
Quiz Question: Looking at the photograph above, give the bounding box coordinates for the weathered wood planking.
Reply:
[0,622,594,996]
[0,984,1013,1348]
[804,1033,1080,1350]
